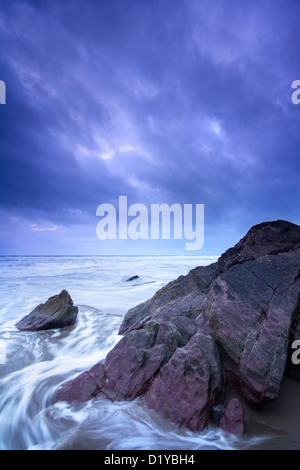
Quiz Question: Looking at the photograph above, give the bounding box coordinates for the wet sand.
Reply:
[227,377,300,449]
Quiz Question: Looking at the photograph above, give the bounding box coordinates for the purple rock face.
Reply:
[203,249,300,405]
[102,321,185,401]
[16,290,78,331]
[145,332,225,432]
[54,220,300,434]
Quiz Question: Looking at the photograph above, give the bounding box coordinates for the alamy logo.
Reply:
[96,196,204,250]
[291,80,300,105]
[0,80,6,104]
[291,340,300,365]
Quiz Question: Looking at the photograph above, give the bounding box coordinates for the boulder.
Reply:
[219,398,244,436]
[16,289,78,331]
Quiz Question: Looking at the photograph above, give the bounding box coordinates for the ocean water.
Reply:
[0,255,299,450]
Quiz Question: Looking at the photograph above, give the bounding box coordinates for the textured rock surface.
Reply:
[119,263,217,335]
[54,220,300,433]
[219,398,244,436]
[145,332,224,431]
[16,289,78,331]
[216,220,300,274]
[102,319,195,401]
[203,249,300,404]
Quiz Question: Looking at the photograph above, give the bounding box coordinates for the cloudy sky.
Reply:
[0,0,299,255]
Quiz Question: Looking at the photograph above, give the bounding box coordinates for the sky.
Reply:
[0,0,299,256]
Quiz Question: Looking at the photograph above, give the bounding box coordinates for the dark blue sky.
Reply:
[0,0,299,255]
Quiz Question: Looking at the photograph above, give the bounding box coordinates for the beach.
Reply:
[0,255,299,450]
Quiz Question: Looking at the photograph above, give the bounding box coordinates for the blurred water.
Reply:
[0,255,296,450]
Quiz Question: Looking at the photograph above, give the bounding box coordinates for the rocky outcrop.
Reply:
[54,220,300,435]
[16,290,78,331]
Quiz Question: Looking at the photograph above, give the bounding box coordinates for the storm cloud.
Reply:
[0,0,299,254]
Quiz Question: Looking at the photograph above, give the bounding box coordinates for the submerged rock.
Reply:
[16,289,78,331]
[54,220,300,433]
[125,275,139,282]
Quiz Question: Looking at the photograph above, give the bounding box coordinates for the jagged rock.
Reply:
[219,398,244,436]
[16,290,78,331]
[54,220,300,434]
[216,220,300,274]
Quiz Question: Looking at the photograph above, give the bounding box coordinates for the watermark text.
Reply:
[96,196,204,251]
[291,340,300,365]
[291,80,300,105]
[0,80,6,104]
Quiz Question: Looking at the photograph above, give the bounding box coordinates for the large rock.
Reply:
[54,220,300,434]
[16,290,78,331]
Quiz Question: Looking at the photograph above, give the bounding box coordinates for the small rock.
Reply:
[16,289,78,331]
[219,398,244,436]
[125,275,139,282]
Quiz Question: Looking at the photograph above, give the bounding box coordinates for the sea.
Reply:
[0,255,299,450]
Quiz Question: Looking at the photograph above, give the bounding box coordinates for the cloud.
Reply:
[0,0,299,254]
[31,224,57,232]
